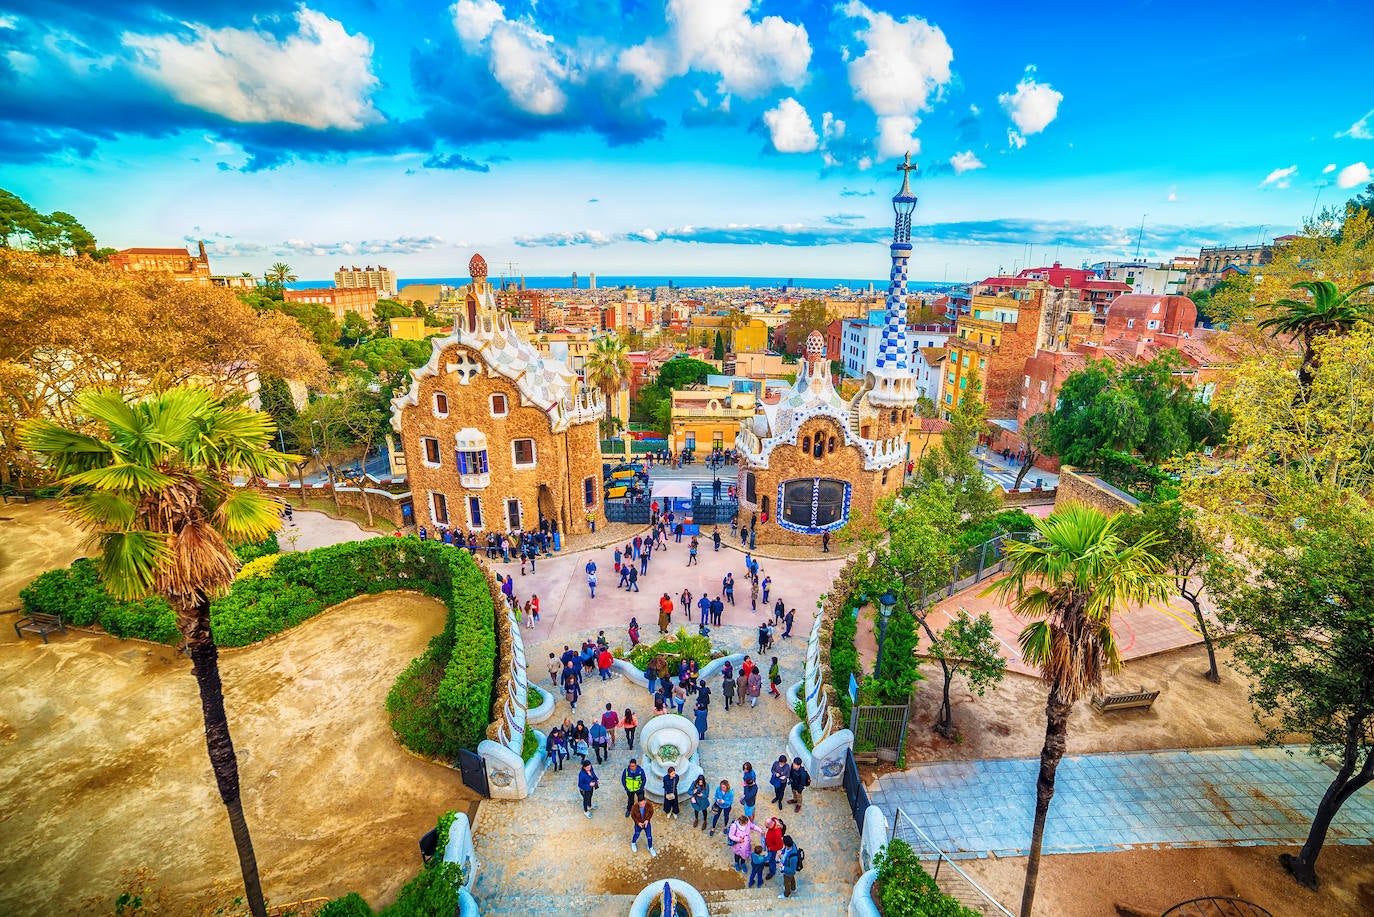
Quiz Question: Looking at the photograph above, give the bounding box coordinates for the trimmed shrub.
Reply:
[101,597,179,644]
[385,636,451,758]
[379,860,462,917]
[317,892,373,917]
[872,838,980,917]
[830,607,859,726]
[232,531,280,565]
[626,628,714,671]
[19,559,179,644]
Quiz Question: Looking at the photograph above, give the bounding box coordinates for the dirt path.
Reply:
[0,592,477,915]
[0,500,87,609]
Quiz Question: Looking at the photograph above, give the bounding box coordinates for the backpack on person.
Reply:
[794,847,806,871]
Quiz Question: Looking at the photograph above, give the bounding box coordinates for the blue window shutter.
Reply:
[480,451,489,473]
[457,451,468,475]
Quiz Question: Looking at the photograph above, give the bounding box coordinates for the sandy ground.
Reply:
[0,500,88,609]
[0,592,478,915]
[897,644,1284,764]
[958,845,1374,917]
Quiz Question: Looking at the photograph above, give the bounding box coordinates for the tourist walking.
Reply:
[821,531,829,553]
[597,646,614,681]
[709,780,734,835]
[531,594,540,626]
[672,679,688,715]
[627,565,640,592]
[723,572,735,605]
[618,561,631,589]
[782,607,795,638]
[770,755,790,810]
[728,814,762,873]
[629,797,658,856]
[689,775,711,830]
[693,700,708,738]
[741,763,759,819]
[736,668,748,708]
[623,708,638,747]
[602,704,620,749]
[787,758,812,812]
[587,564,597,598]
[662,766,681,818]
[658,593,672,634]
[645,657,660,696]
[562,663,582,711]
[687,537,699,566]
[628,617,640,647]
[621,758,648,815]
[762,575,771,604]
[711,595,723,627]
[712,528,721,552]
[768,657,782,698]
[746,668,762,707]
[578,759,599,817]
[722,668,735,712]
[697,593,711,626]
[547,652,561,686]
[757,622,770,654]
[764,816,786,878]
[778,836,801,899]
[589,719,609,763]
[546,726,568,771]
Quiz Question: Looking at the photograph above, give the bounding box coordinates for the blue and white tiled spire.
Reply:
[868,153,921,407]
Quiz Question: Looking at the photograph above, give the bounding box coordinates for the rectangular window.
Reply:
[467,496,482,528]
[1023,375,1030,388]
[434,392,448,416]
[456,450,489,475]
[1039,380,1047,393]
[490,393,508,417]
[1148,319,1160,329]
[1127,318,1135,328]
[1020,395,1027,409]
[584,477,596,507]
[505,498,521,530]
[512,439,536,467]
[431,492,448,524]
[422,437,440,466]
[978,358,986,369]
[684,431,696,449]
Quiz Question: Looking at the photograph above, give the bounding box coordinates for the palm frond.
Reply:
[60,490,139,532]
[66,462,175,493]
[212,488,284,546]
[97,531,172,600]
[18,421,114,476]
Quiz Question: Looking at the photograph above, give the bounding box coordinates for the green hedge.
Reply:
[19,559,179,643]
[319,811,465,917]
[232,531,280,565]
[830,607,859,726]
[624,628,714,671]
[21,538,499,757]
[873,838,981,917]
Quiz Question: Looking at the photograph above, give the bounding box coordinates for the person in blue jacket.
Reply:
[778,835,801,899]
[577,759,599,817]
[709,779,734,836]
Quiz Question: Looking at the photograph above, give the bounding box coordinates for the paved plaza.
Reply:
[870,746,1374,859]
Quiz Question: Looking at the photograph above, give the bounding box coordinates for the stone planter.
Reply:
[848,869,880,917]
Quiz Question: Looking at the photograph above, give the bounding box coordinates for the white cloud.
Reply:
[763,97,818,153]
[1337,110,1373,140]
[125,8,380,130]
[822,112,845,142]
[842,2,952,117]
[1006,128,1026,150]
[1337,162,1371,189]
[876,115,919,160]
[1166,190,1179,202]
[1323,163,1337,174]
[998,67,1062,148]
[969,104,981,116]
[449,0,567,115]
[950,150,984,174]
[619,0,811,99]
[1260,164,1298,188]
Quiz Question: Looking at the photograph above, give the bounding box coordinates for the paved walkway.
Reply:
[870,746,1374,859]
[472,621,860,915]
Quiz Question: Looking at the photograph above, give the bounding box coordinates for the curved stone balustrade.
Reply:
[636,713,703,800]
[628,879,709,917]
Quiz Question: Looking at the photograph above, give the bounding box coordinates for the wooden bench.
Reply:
[14,612,67,644]
[1092,686,1159,712]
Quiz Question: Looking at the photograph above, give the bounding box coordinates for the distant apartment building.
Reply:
[974,264,1130,321]
[388,316,428,340]
[532,331,593,374]
[732,319,770,353]
[1089,260,1188,296]
[210,274,256,289]
[284,286,378,323]
[108,242,212,287]
[840,310,952,377]
[496,286,547,330]
[944,288,1046,420]
[668,386,757,453]
[334,264,397,298]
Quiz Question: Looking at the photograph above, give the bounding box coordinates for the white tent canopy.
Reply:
[650,480,693,501]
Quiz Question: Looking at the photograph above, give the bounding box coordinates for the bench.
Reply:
[14,612,67,644]
[1092,686,1159,712]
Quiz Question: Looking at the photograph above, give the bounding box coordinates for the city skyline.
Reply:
[2,0,1370,279]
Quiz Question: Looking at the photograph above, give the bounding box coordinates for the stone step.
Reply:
[702,882,852,916]
[474,891,637,915]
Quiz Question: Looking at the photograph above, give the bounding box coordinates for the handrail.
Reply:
[889,808,1016,917]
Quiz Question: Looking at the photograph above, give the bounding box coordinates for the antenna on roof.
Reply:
[1133,213,1148,260]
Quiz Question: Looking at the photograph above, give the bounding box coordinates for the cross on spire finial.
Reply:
[896,151,918,196]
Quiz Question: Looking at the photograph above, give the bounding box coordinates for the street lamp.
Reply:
[876,590,896,678]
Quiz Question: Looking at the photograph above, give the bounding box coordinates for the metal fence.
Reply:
[849,703,909,763]
[841,748,870,831]
[605,500,652,524]
[909,530,1039,607]
[888,808,1016,917]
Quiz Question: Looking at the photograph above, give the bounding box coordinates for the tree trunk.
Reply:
[295,463,309,508]
[914,608,956,738]
[1021,685,1072,917]
[1281,721,1373,890]
[1013,455,1035,490]
[186,603,268,917]
[1182,588,1219,683]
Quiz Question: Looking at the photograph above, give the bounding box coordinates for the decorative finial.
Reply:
[896,152,918,197]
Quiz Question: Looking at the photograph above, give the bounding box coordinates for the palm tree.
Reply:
[1257,279,1374,391]
[264,261,297,290]
[982,504,1169,917]
[21,386,292,917]
[584,334,631,430]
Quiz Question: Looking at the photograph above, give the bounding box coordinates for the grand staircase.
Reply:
[702,881,854,915]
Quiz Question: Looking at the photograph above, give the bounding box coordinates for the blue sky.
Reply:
[1,0,1370,281]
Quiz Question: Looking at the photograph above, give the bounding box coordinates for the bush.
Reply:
[626,628,714,671]
[521,726,539,762]
[872,839,980,917]
[386,638,451,757]
[318,892,373,917]
[19,559,179,644]
[379,860,462,917]
[954,508,1036,553]
[830,607,859,726]
[232,531,280,565]
[793,698,812,751]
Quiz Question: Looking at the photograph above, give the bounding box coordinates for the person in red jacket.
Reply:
[597,646,615,682]
[601,703,621,750]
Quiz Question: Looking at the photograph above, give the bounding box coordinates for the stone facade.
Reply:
[1053,467,1139,516]
[391,254,606,537]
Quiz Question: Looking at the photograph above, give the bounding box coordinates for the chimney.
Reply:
[197,240,207,262]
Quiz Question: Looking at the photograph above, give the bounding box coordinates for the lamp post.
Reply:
[876,590,896,679]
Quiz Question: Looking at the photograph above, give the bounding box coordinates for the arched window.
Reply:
[433,392,449,416]
[827,436,836,454]
[813,436,824,459]
[801,435,811,453]
[889,410,898,423]
[780,478,849,530]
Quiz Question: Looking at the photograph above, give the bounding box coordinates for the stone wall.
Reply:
[331,486,411,526]
[398,341,605,536]
[738,415,902,546]
[1053,467,1139,516]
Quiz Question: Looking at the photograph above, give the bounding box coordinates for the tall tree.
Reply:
[785,298,829,353]
[917,377,998,522]
[263,262,297,290]
[927,608,1007,737]
[712,330,725,361]
[1119,499,1226,682]
[984,505,1169,917]
[1012,411,1051,490]
[584,334,631,429]
[1216,503,1374,889]
[22,386,291,917]
[0,188,100,255]
[1257,280,1374,391]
